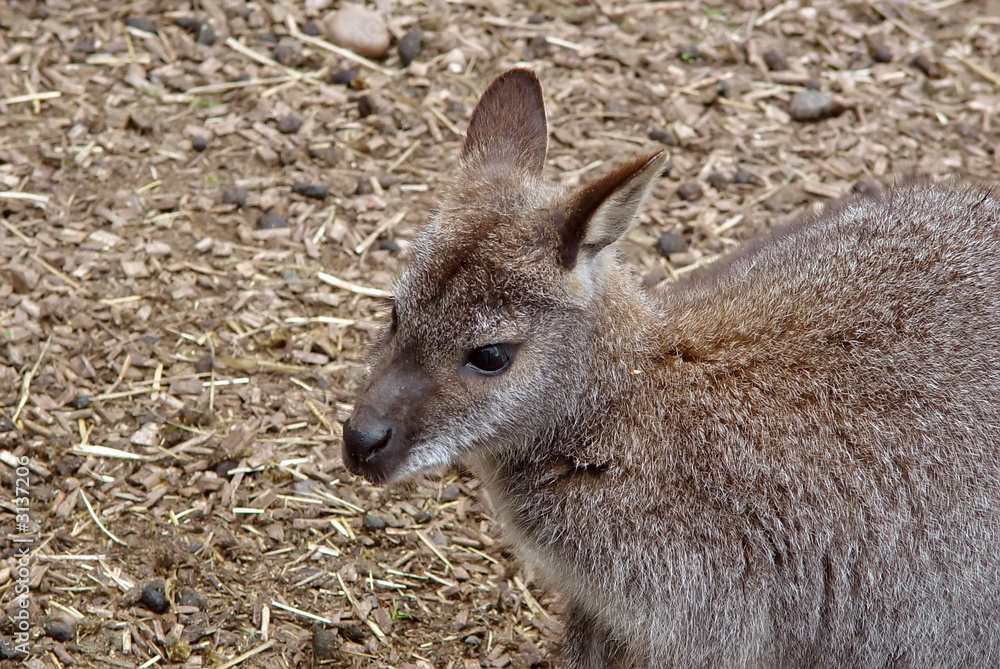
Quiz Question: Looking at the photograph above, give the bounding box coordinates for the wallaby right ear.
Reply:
[559,151,669,268]
[461,69,548,173]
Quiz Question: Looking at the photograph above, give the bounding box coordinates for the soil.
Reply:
[1,1,998,668]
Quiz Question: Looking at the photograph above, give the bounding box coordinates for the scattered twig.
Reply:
[185,76,293,97]
[225,37,323,86]
[31,254,83,291]
[513,576,550,620]
[317,271,391,298]
[270,601,334,624]
[354,209,408,255]
[101,353,132,396]
[213,640,278,669]
[0,90,60,105]
[386,140,422,174]
[12,334,51,424]
[337,573,389,644]
[416,530,454,572]
[80,490,128,546]
[285,16,394,76]
[946,48,1000,87]
[305,399,336,435]
[69,444,148,460]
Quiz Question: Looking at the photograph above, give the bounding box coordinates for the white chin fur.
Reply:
[385,439,463,483]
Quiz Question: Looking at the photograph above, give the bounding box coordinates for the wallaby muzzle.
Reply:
[342,350,434,483]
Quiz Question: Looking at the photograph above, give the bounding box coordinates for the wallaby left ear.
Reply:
[560,151,669,268]
[462,69,548,173]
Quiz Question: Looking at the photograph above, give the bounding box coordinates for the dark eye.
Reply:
[390,304,398,330]
[466,344,514,375]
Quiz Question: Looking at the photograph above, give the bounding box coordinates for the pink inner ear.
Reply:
[462,69,548,173]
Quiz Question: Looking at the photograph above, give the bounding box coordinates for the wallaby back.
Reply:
[343,69,1000,668]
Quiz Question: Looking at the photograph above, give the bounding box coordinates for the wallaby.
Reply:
[342,69,1000,668]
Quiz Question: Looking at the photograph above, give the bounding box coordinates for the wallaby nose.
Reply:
[342,416,392,464]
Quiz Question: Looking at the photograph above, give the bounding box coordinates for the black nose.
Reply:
[342,417,392,464]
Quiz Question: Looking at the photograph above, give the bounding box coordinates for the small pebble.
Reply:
[195,355,213,374]
[324,5,391,59]
[788,89,842,122]
[912,53,945,79]
[527,12,545,24]
[277,115,303,134]
[378,239,400,253]
[657,233,687,257]
[74,40,97,53]
[357,95,375,118]
[647,125,678,146]
[177,587,205,610]
[191,136,207,152]
[678,44,701,61]
[44,616,77,642]
[292,182,330,200]
[215,460,238,477]
[413,511,432,524]
[341,624,367,643]
[398,27,423,67]
[733,168,751,185]
[955,122,979,139]
[527,35,550,59]
[196,22,216,46]
[174,16,199,31]
[706,172,729,188]
[140,581,170,614]
[440,484,461,503]
[257,211,286,230]
[363,514,387,531]
[763,50,788,71]
[676,182,703,202]
[124,16,156,33]
[69,395,91,409]
[307,143,338,165]
[0,640,19,660]
[279,147,299,166]
[867,36,892,63]
[302,20,320,36]
[274,39,302,66]
[222,186,247,207]
[331,68,358,86]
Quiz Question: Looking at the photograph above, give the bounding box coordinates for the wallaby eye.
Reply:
[390,304,398,330]
[466,344,514,375]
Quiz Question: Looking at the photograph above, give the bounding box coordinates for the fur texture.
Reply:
[343,69,1000,668]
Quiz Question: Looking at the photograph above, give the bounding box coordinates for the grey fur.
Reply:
[343,69,1000,668]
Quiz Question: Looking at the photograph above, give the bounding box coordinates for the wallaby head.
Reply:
[342,69,667,483]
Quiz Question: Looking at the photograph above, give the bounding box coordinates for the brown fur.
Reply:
[342,69,1000,668]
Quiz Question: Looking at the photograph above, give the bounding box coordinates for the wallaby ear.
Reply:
[560,151,669,268]
[462,69,548,173]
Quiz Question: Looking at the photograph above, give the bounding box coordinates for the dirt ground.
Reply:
[1,0,998,667]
